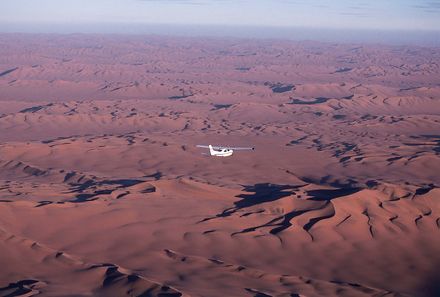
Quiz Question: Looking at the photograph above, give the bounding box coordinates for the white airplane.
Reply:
[196,144,255,157]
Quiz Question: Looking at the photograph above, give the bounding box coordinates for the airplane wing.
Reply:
[196,145,254,150]
[227,147,255,150]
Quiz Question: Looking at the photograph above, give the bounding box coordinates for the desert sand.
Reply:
[0,33,439,297]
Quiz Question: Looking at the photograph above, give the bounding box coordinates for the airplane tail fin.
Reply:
[208,145,215,156]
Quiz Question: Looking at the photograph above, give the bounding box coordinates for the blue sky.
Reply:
[1,0,439,31]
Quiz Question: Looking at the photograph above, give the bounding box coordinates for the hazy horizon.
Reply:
[1,0,440,45]
[1,22,440,46]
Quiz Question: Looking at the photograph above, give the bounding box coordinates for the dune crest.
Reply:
[0,34,439,297]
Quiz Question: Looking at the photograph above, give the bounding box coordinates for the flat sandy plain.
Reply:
[0,34,439,297]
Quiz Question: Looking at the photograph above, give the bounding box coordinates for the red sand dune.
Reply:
[0,33,439,297]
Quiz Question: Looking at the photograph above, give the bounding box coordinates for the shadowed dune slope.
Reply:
[0,34,439,297]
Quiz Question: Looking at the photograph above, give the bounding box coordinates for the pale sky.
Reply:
[1,0,439,32]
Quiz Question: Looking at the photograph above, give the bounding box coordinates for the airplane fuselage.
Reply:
[209,145,233,157]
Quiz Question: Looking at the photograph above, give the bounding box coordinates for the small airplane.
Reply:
[196,144,255,157]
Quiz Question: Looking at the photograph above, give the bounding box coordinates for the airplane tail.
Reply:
[208,145,215,156]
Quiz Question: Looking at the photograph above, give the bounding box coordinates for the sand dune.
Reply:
[0,34,439,296]
[0,225,184,297]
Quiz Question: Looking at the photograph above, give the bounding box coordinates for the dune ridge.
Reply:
[0,34,439,296]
